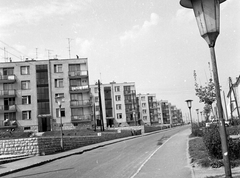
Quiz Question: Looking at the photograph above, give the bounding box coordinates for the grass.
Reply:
[189,136,240,168]
[189,137,211,167]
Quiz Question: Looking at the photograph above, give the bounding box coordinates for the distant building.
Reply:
[0,58,92,132]
[136,93,159,125]
[90,82,138,127]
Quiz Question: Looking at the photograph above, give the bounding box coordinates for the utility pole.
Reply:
[98,80,104,131]
[223,91,229,121]
[229,77,240,119]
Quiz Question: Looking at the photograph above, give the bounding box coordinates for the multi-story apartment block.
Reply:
[159,100,170,124]
[137,93,159,125]
[90,82,138,127]
[0,58,92,132]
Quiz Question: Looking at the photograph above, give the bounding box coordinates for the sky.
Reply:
[0,0,239,121]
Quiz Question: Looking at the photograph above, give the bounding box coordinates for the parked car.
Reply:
[206,120,230,127]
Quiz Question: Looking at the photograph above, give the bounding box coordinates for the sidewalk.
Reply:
[131,128,193,178]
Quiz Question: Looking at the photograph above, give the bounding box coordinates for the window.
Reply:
[95,96,99,102]
[56,108,65,117]
[55,79,63,88]
[54,64,63,73]
[55,93,64,98]
[141,97,145,101]
[3,68,14,75]
[143,116,147,120]
[116,104,122,110]
[21,66,30,75]
[117,113,122,119]
[22,96,31,104]
[115,86,120,92]
[143,109,147,114]
[95,106,100,111]
[115,95,121,101]
[21,81,30,90]
[22,111,31,120]
[142,103,146,108]
[94,87,98,93]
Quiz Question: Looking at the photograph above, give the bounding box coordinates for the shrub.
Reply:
[191,127,204,137]
[228,138,240,160]
[203,126,222,159]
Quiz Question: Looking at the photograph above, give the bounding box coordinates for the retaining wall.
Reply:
[0,130,141,156]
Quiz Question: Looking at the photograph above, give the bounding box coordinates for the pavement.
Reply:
[1,127,240,178]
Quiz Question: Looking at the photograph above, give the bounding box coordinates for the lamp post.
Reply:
[185,100,193,133]
[55,95,64,151]
[196,109,199,126]
[180,0,232,177]
[200,111,203,123]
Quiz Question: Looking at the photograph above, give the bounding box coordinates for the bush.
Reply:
[203,126,222,159]
[191,127,204,137]
[228,138,240,160]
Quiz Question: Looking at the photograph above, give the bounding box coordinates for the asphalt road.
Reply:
[3,126,190,178]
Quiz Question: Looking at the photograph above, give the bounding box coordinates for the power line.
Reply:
[0,40,29,58]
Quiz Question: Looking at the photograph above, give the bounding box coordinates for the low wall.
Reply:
[0,130,141,156]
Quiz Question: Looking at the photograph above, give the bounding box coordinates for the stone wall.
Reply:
[0,130,141,156]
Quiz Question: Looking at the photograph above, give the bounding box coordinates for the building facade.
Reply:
[0,58,92,132]
[137,93,159,125]
[90,82,138,128]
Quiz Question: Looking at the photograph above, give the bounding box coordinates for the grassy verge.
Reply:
[189,137,211,167]
[189,136,240,168]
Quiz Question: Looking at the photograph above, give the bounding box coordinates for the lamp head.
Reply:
[185,99,193,109]
[179,0,227,47]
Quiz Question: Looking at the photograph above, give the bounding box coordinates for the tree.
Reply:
[194,70,216,122]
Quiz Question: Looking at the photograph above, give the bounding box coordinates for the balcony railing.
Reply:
[70,85,89,92]
[0,105,16,113]
[71,114,92,122]
[0,120,17,127]
[124,90,136,95]
[0,90,16,98]
[68,70,88,77]
[70,100,92,107]
[0,75,16,83]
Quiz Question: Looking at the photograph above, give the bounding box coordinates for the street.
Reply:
[2,126,191,178]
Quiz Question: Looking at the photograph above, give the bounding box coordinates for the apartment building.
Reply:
[90,82,138,128]
[137,93,159,125]
[0,58,92,132]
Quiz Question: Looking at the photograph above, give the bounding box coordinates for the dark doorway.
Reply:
[38,117,51,132]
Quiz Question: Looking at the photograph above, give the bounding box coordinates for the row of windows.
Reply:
[3,64,86,76]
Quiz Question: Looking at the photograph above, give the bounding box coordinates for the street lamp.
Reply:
[55,95,64,151]
[196,109,199,126]
[185,99,193,133]
[180,0,231,177]
[200,111,203,122]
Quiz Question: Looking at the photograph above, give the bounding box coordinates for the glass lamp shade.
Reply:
[180,0,226,47]
[185,99,193,109]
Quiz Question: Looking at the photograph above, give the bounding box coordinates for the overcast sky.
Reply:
[0,0,239,121]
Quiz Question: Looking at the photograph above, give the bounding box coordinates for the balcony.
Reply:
[126,108,136,113]
[69,85,90,93]
[0,120,17,129]
[0,75,16,83]
[70,100,92,108]
[124,90,136,95]
[71,114,92,123]
[68,70,88,79]
[0,90,16,98]
[0,105,16,113]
